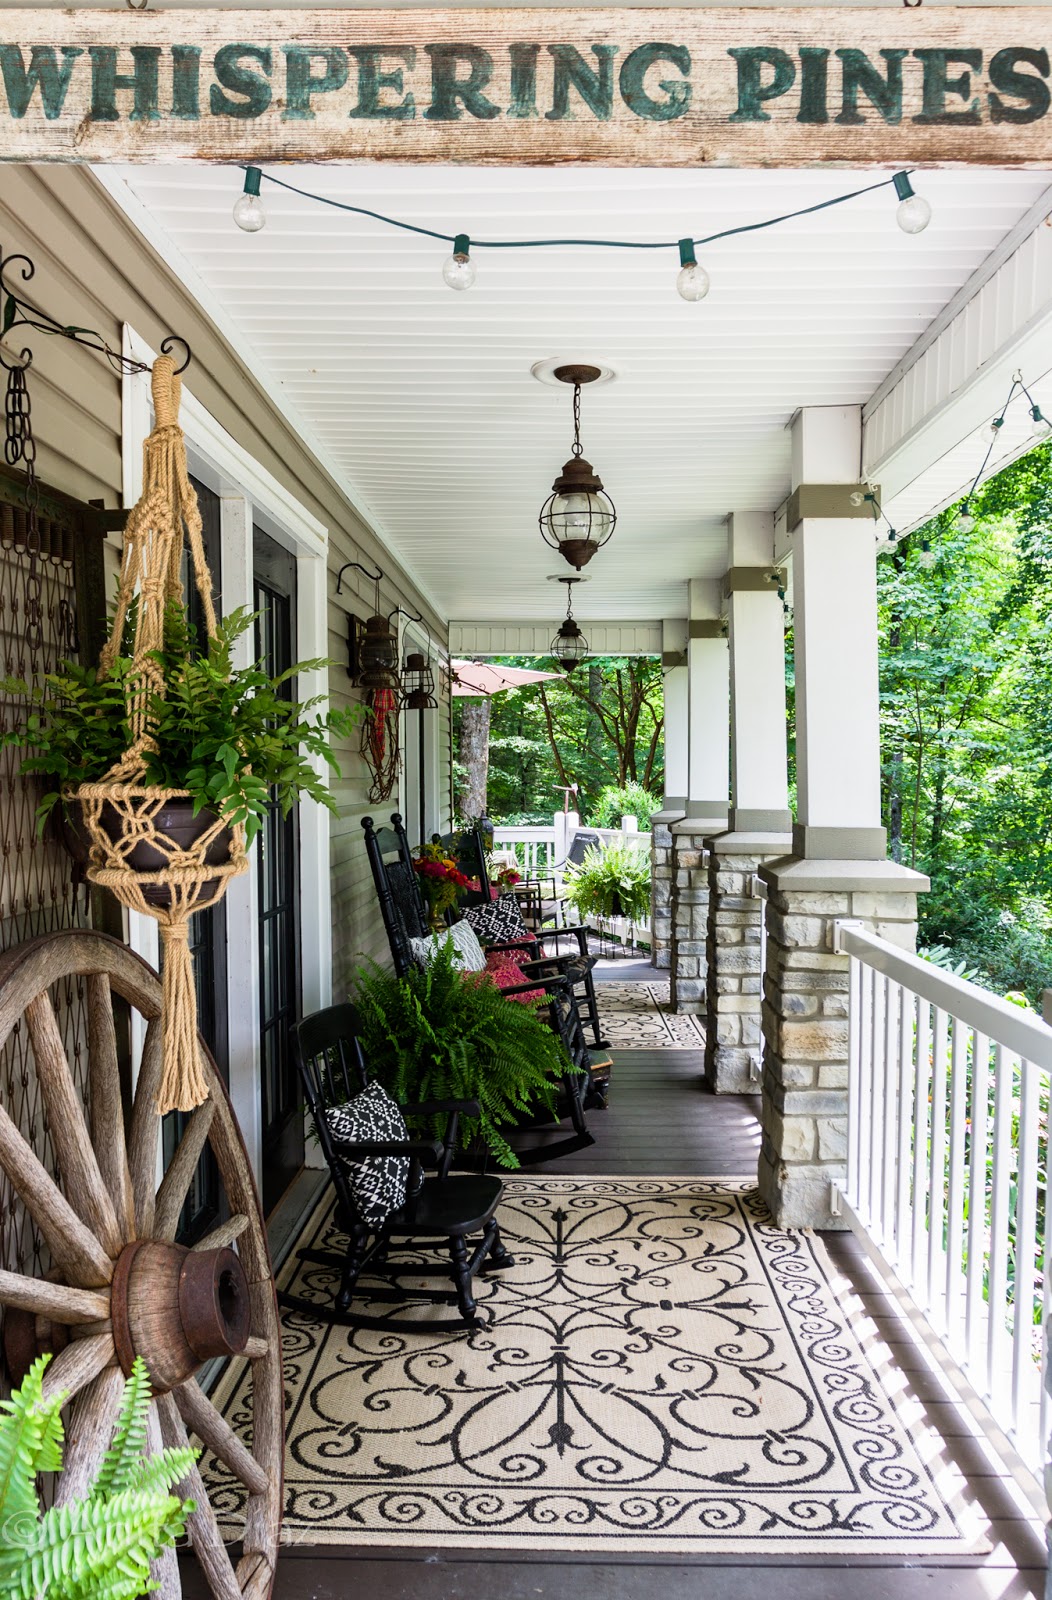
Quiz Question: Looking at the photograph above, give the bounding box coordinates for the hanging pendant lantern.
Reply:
[551,577,589,672]
[402,649,438,710]
[539,364,616,571]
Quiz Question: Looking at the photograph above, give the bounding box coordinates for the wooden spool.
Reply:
[111,1241,251,1393]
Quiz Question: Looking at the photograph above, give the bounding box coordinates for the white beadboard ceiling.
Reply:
[105,163,1050,624]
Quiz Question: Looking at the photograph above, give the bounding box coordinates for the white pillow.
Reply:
[409,919,487,973]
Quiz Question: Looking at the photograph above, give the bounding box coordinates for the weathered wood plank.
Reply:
[0,9,1050,166]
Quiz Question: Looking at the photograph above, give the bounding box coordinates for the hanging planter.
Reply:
[2,355,360,1114]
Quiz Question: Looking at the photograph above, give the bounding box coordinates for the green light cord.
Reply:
[250,167,906,253]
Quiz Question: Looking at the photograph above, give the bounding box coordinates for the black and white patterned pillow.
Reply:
[463,894,528,946]
[325,1081,410,1228]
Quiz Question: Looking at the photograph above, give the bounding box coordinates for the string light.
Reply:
[233,167,266,233]
[917,539,936,569]
[955,503,976,533]
[676,239,710,303]
[952,370,1049,536]
[1031,404,1051,437]
[985,415,1005,445]
[442,234,476,291]
[892,172,932,235]
[232,168,927,296]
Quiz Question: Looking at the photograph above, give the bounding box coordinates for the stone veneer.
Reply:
[756,858,929,1230]
[649,808,684,969]
[702,831,791,1094]
[669,816,726,1014]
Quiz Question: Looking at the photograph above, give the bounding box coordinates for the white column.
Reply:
[725,512,791,833]
[685,578,729,823]
[661,619,688,811]
[790,407,885,860]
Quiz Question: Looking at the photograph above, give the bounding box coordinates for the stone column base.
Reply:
[650,808,684,969]
[757,856,929,1229]
[702,830,791,1094]
[669,814,726,1013]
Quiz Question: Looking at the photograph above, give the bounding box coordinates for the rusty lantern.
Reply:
[402,649,438,710]
[551,576,589,672]
[539,364,616,571]
[353,612,401,690]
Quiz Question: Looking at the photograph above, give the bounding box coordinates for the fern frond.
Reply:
[130,1445,198,1496]
[17,1490,194,1600]
[0,1353,64,1542]
[89,1357,150,1500]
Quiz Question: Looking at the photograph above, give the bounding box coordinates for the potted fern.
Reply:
[0,1353,196,1599]
[353,940,569,1167]
[564,837,651,924]
[3,602,359,881]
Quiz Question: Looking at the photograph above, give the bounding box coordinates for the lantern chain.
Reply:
[572,383,582,459]
[4,362,42,651]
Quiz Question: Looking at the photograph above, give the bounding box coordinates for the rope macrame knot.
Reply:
[78,354,245,1118]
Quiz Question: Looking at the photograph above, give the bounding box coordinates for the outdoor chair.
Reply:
[361,814,599,1159]
[431,822,609,1050]
[283,1002,514,1331]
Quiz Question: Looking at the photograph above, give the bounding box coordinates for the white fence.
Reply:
[835,919,1052,1475]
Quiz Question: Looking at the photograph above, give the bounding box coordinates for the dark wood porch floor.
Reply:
[184,1037,1047,1600]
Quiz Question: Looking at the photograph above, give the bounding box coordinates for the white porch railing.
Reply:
[490,826,558,876]
[835,918,1052,1476]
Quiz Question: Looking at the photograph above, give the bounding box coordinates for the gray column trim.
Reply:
[687,799,729,819]
[661,795,687,811]
[722,566,785,595]
[688,620,727,639]
[730,806,794,832]
[792,823,888,860]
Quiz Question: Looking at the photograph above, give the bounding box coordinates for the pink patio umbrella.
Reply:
[451,659,560,696]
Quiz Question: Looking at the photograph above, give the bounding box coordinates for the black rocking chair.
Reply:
[434,822,609,1050]
[362,814,596,1162]
[282,1002,514,1331]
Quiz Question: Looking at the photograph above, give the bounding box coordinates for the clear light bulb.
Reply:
[896,194,932,235]
[677,262,710,302]
[955,508,975,533]
[892,172,932,236]
[985,417,1004,444]
[233,192,266,233]
[1031,405,1051,437]
[233,167,266,233]
[676,237,710,302]
[917,542,936,569]
[442,234,475,291]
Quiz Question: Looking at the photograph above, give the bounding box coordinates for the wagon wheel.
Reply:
[0,929,281,1600]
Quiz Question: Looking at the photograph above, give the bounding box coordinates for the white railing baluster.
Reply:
[835,919,1052,1479]
[928,1006,949,1331]
[895,981,913,1272]
[944,1018,969,1360]
[965,1031,990,1384]
[847,955,862,1211]
[988,1045,1014,1409]
[881,976,898,1251]
[1012,1058,1040,1458]
[911,997,931,1294]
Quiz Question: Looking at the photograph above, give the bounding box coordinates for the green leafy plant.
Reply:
[564,838,651,924]
[0,1353,197,1600]
[352,940,570,1167]
[2,603,360,845]
[587,782,660,831]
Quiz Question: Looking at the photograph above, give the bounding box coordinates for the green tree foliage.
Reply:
[879,442,1052,999]
[455,656,663,824]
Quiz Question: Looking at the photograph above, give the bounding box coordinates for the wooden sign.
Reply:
[0,8,1050,166]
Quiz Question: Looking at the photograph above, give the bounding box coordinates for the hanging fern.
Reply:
[0,1354,197,1600]
[353,941,570,1167]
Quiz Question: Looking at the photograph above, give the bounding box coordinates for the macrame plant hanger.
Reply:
[77,355,247,1114]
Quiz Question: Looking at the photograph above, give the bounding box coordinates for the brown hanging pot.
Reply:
[76,356,248,1115]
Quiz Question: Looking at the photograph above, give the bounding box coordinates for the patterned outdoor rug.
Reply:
[204,1178,985,1555]
[598,981,706,1048]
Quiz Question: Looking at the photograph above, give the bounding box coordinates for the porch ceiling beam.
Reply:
[862,183,1052,532]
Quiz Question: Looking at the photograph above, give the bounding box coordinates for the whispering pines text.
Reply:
[0,41,1049,126]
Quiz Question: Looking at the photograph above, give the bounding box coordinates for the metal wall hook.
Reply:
[159,335,192,375]
[335,557,384,596]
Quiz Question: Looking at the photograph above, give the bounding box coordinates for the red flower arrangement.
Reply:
[414,843,473,926]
